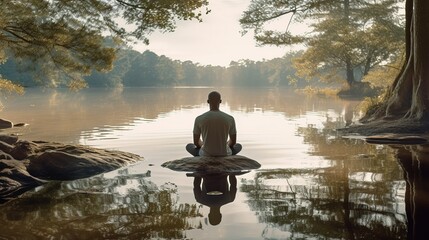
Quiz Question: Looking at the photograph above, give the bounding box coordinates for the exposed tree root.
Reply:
[338,118,429,136]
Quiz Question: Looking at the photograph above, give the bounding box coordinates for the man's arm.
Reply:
[228,117,237,148]
[193,134,203,148]
[228,134,237,148]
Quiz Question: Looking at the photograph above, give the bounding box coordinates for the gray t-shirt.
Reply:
[193,110,237,156]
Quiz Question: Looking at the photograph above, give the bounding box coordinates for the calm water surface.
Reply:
[1,87,427,239]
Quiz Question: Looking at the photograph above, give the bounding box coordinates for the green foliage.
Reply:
[0,0,209,89]
[0,78,24,95]
[122,50,161,86]
[362,52,404,88]
[241,0,405,93]
[116,0,210,43]
[298,86,339,97]
[355,53,403,117]
[226,51,308,87]
[357,95,385,118]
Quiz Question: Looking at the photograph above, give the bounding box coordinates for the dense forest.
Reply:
[0,48,331,89]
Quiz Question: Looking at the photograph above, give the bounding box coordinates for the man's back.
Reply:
[186,91,241,157]
[194,110,236,156]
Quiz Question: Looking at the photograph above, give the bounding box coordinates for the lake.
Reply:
[0,87,427,239]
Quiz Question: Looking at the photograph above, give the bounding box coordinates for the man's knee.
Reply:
[186,143,200,156]
[231,143,242,155]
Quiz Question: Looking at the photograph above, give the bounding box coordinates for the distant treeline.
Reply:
[0,48,333,88]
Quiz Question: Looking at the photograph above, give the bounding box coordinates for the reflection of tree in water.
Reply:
[0,169,202,239]
[395,145,429,240]
[241,122,407,239]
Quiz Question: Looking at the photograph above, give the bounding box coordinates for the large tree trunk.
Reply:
[408,0,429,119]
[362,0,429,124]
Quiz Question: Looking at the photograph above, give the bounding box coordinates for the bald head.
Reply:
[207,91,222,110]
[208,91,221,102]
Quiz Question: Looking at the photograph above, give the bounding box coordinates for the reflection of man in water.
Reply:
[186,91,242,157]
[193,174,237,225]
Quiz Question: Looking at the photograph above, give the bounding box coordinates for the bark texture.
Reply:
[356,0,429,134]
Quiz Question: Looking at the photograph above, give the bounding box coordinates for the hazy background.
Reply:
[135,0,304,66]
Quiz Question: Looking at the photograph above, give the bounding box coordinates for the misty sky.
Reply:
[134,0,301,67]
